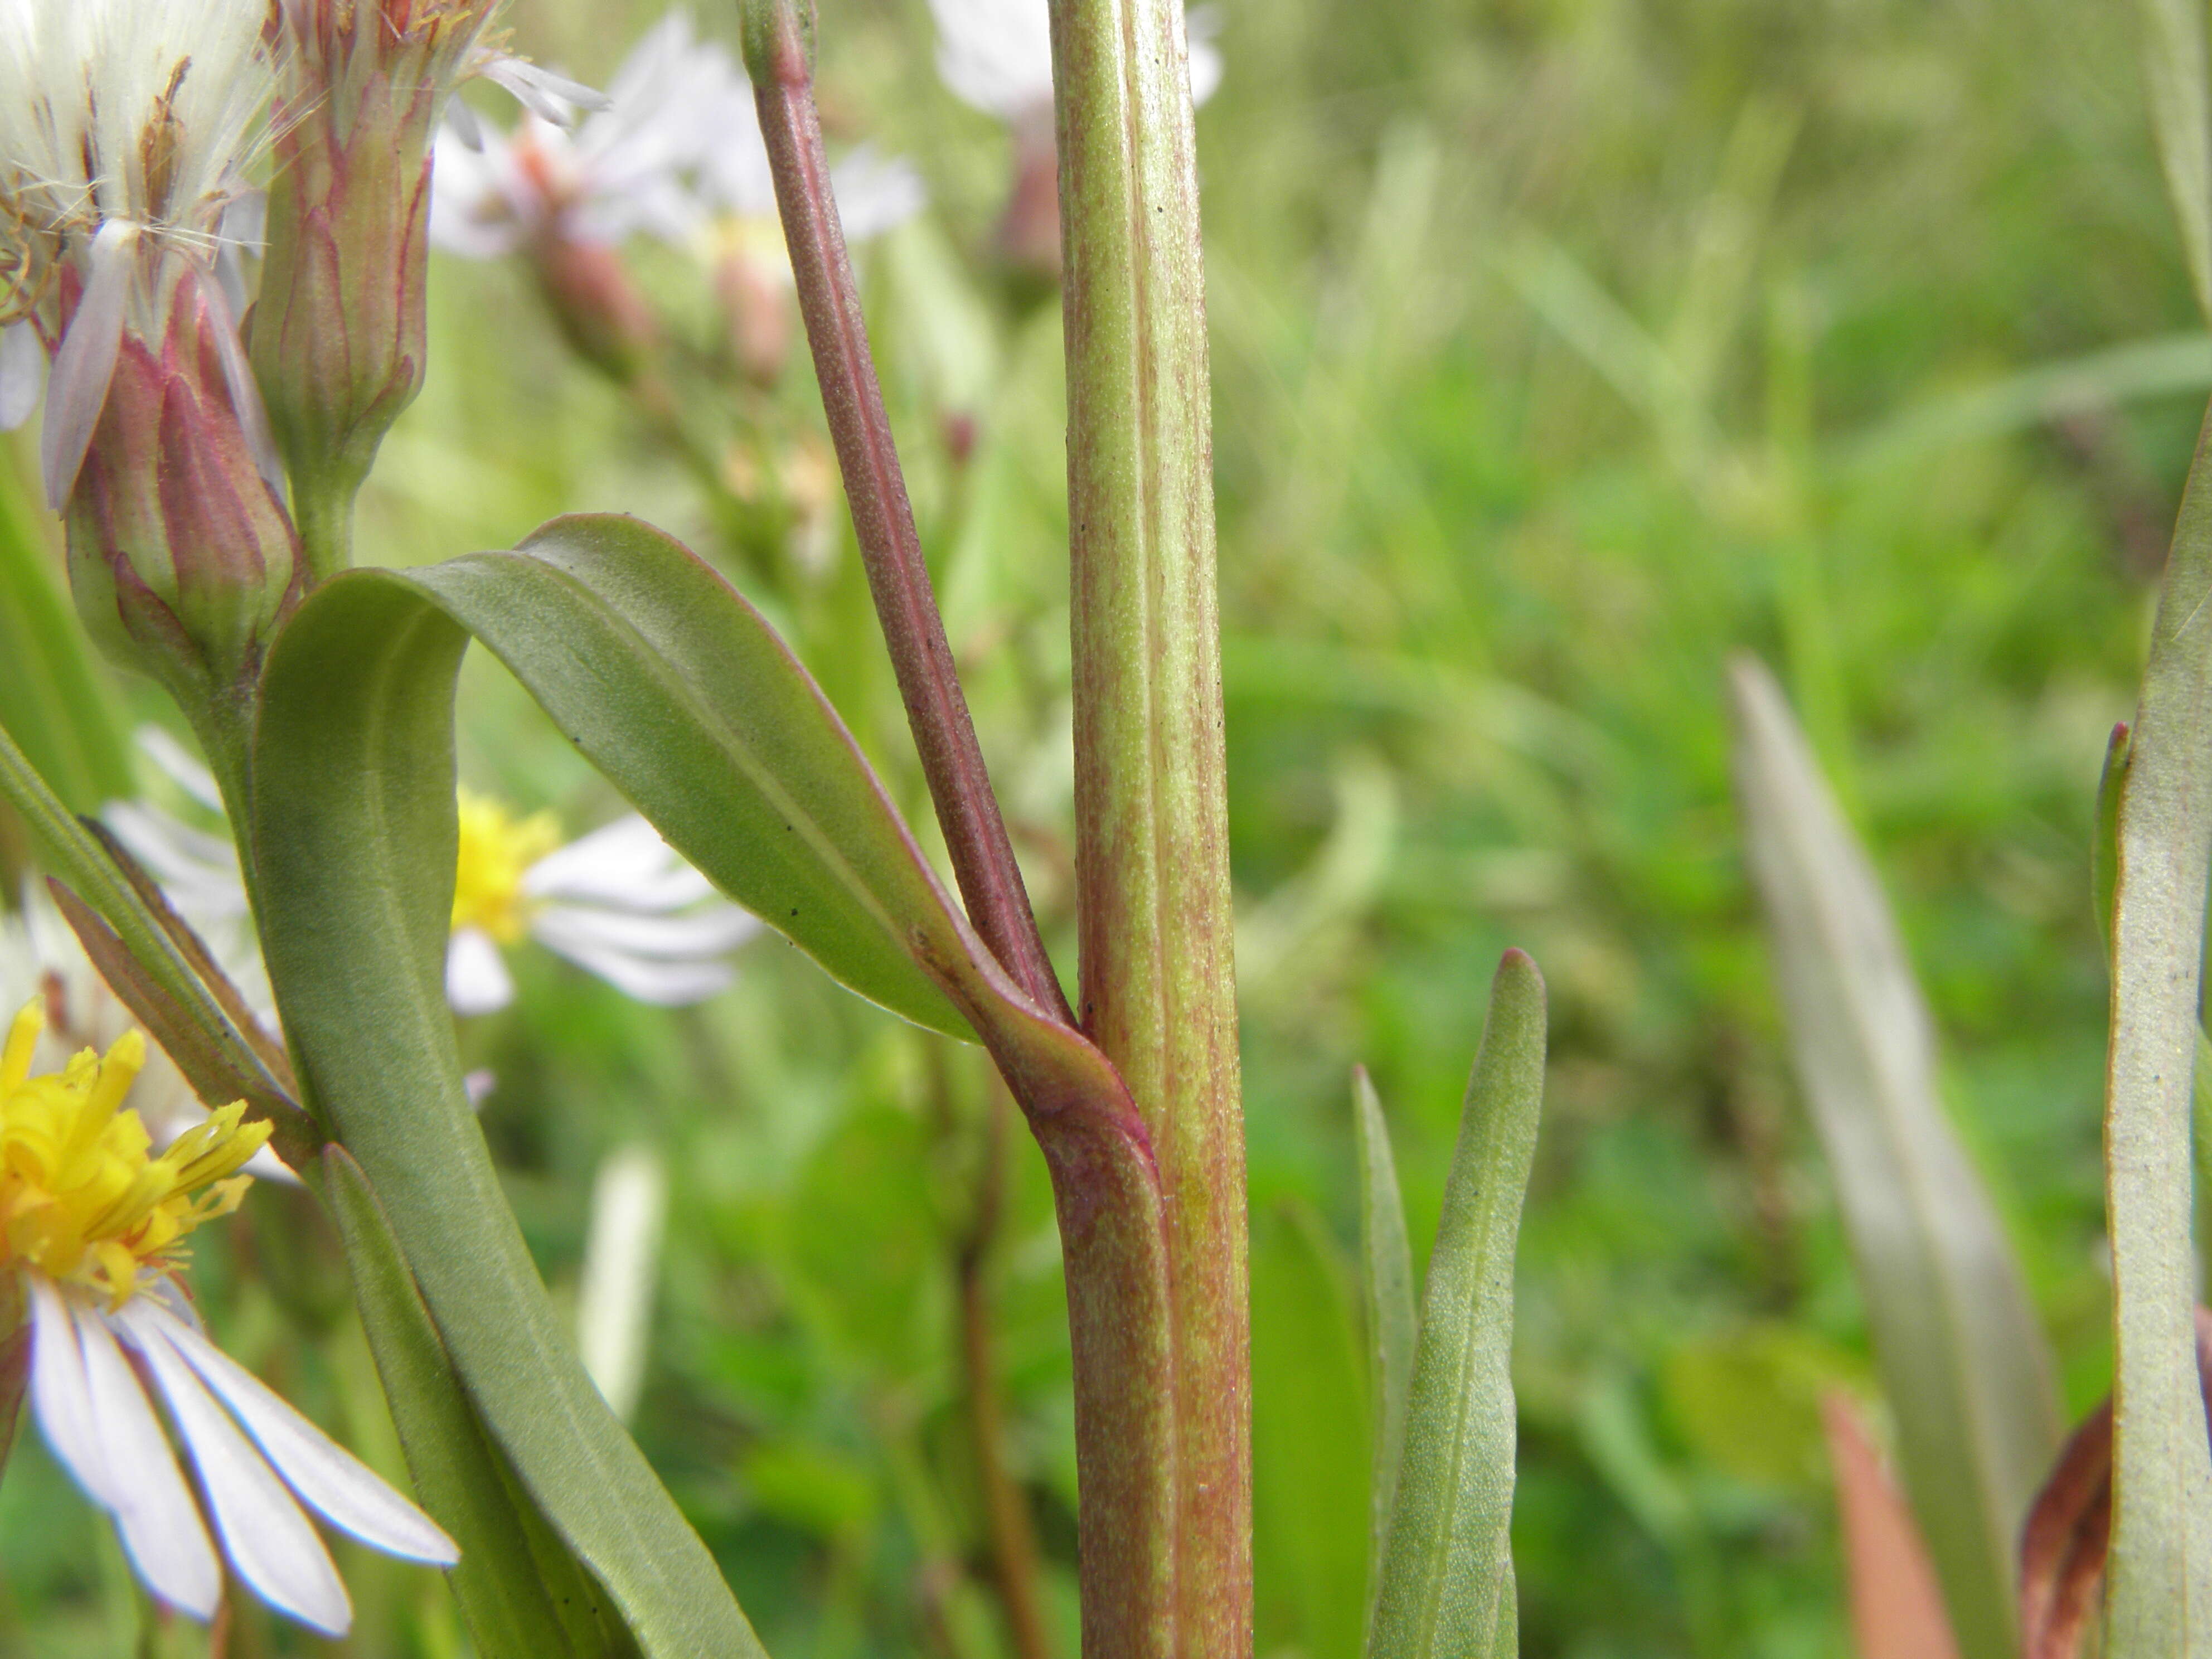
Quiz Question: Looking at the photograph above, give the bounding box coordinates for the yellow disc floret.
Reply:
[452,789,562,944]
[0,1002,268,1308]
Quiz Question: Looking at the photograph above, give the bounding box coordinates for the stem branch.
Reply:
[748,13,1071,1024]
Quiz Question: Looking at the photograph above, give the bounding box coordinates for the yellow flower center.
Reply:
[1,1003,268,1308]
[451,789,562,945]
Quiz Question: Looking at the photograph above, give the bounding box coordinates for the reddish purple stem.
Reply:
[750,20,1073,1028]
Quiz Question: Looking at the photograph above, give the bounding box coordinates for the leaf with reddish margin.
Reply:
[2017,1309,2212,1659]
[1823,1390,1962,1659]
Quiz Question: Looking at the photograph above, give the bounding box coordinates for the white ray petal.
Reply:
[533,933,736,1006]
[477,55,608,125]
[119,1306,351,1635]
[122,1301,457,1568]
[445,926,515,1016]
[830,149,928,243]
[0,322,46,431]
[531,903,761,959]
[42,220,137,509]
[100,801,248,911]
[136,726,227,812]
[201,276,287,498]
[577,1144,668,1423]
[72,1297,222,1619]
[523,814,713,908]
[27,1277,118,1509]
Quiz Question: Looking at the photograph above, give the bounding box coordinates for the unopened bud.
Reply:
[535,235,661,385]
[66,266,302,712]
[255,1,503,575]
[996,108,1063,288]
[711,223,797,386]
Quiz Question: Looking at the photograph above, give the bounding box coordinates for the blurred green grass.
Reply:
[1,0,2196,1652]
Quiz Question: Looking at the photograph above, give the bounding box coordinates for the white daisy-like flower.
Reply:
[443,791,762,1016]
[0,0,280,506]
[926,0,1223,124]
[4,1003,458,1634]
[0,876,297,1183]
[100,731,758,1020]
[432,9,923,265]
[430,10,739,260]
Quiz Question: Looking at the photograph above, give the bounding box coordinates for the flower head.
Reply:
[0,0,278,505]
[0,0,299,708]
[253,1,600,556]
[100,741,758,1021]
[1,1004,263,1307]
[444,791,761,1015]
[5,1003,457,1633]
[429,9,920,380]
[926,0,1222,125]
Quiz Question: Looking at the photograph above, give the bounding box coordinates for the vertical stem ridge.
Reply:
[750,19,1073,1025]
[1051,0,1251,1651]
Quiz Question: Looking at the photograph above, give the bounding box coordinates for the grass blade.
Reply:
[1354,1066,1418,1588]
[1730,654,2059,1659]
[1366,949,1545,1659]
[2142,0,2212,323]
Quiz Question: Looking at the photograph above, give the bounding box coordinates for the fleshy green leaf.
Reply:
[2101,401,2212,1655]
[1252,1197,1368,1659]
[1730,654,2059,1659]
[254,515,1170,1659]
[1366,949,1545,1659]
[1354,1066,1417,1586]
[405,517,971,1037]
[317,1148,613,1658]
[0,455,130,813]
[253,573,765,1658]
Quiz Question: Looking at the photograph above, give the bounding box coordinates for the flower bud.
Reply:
[534,235,661,386]
[254,1,505,576]
[66,265,301,711]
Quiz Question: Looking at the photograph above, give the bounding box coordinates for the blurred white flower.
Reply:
[926,0,1222,123]
[434,8,924,264]
[445,793,761,1016]
[430,9,738,259]
[6,1004,458,1635]
[101,733,758,1020]
[575,1143,669,1423]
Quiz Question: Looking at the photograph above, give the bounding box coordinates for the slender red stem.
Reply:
[749,19,1072,1026]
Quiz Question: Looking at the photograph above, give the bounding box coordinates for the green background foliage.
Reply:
[0,0,2184,1650]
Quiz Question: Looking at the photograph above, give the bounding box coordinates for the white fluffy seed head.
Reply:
[0,0,274,285]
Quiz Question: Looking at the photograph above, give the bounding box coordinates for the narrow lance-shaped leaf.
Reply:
[1367,949,1546,1659]
[2099,397,2212,1656]
[254,576,766,1659]
[316,1148,605,1659]
[1730,653,2059,1659]
[254,517,1175,1659]
[1354,1066,1418,1587]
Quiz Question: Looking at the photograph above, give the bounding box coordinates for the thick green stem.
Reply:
[1051,0,1251,1652]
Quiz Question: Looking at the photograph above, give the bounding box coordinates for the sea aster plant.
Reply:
[3,1003,457,1633]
